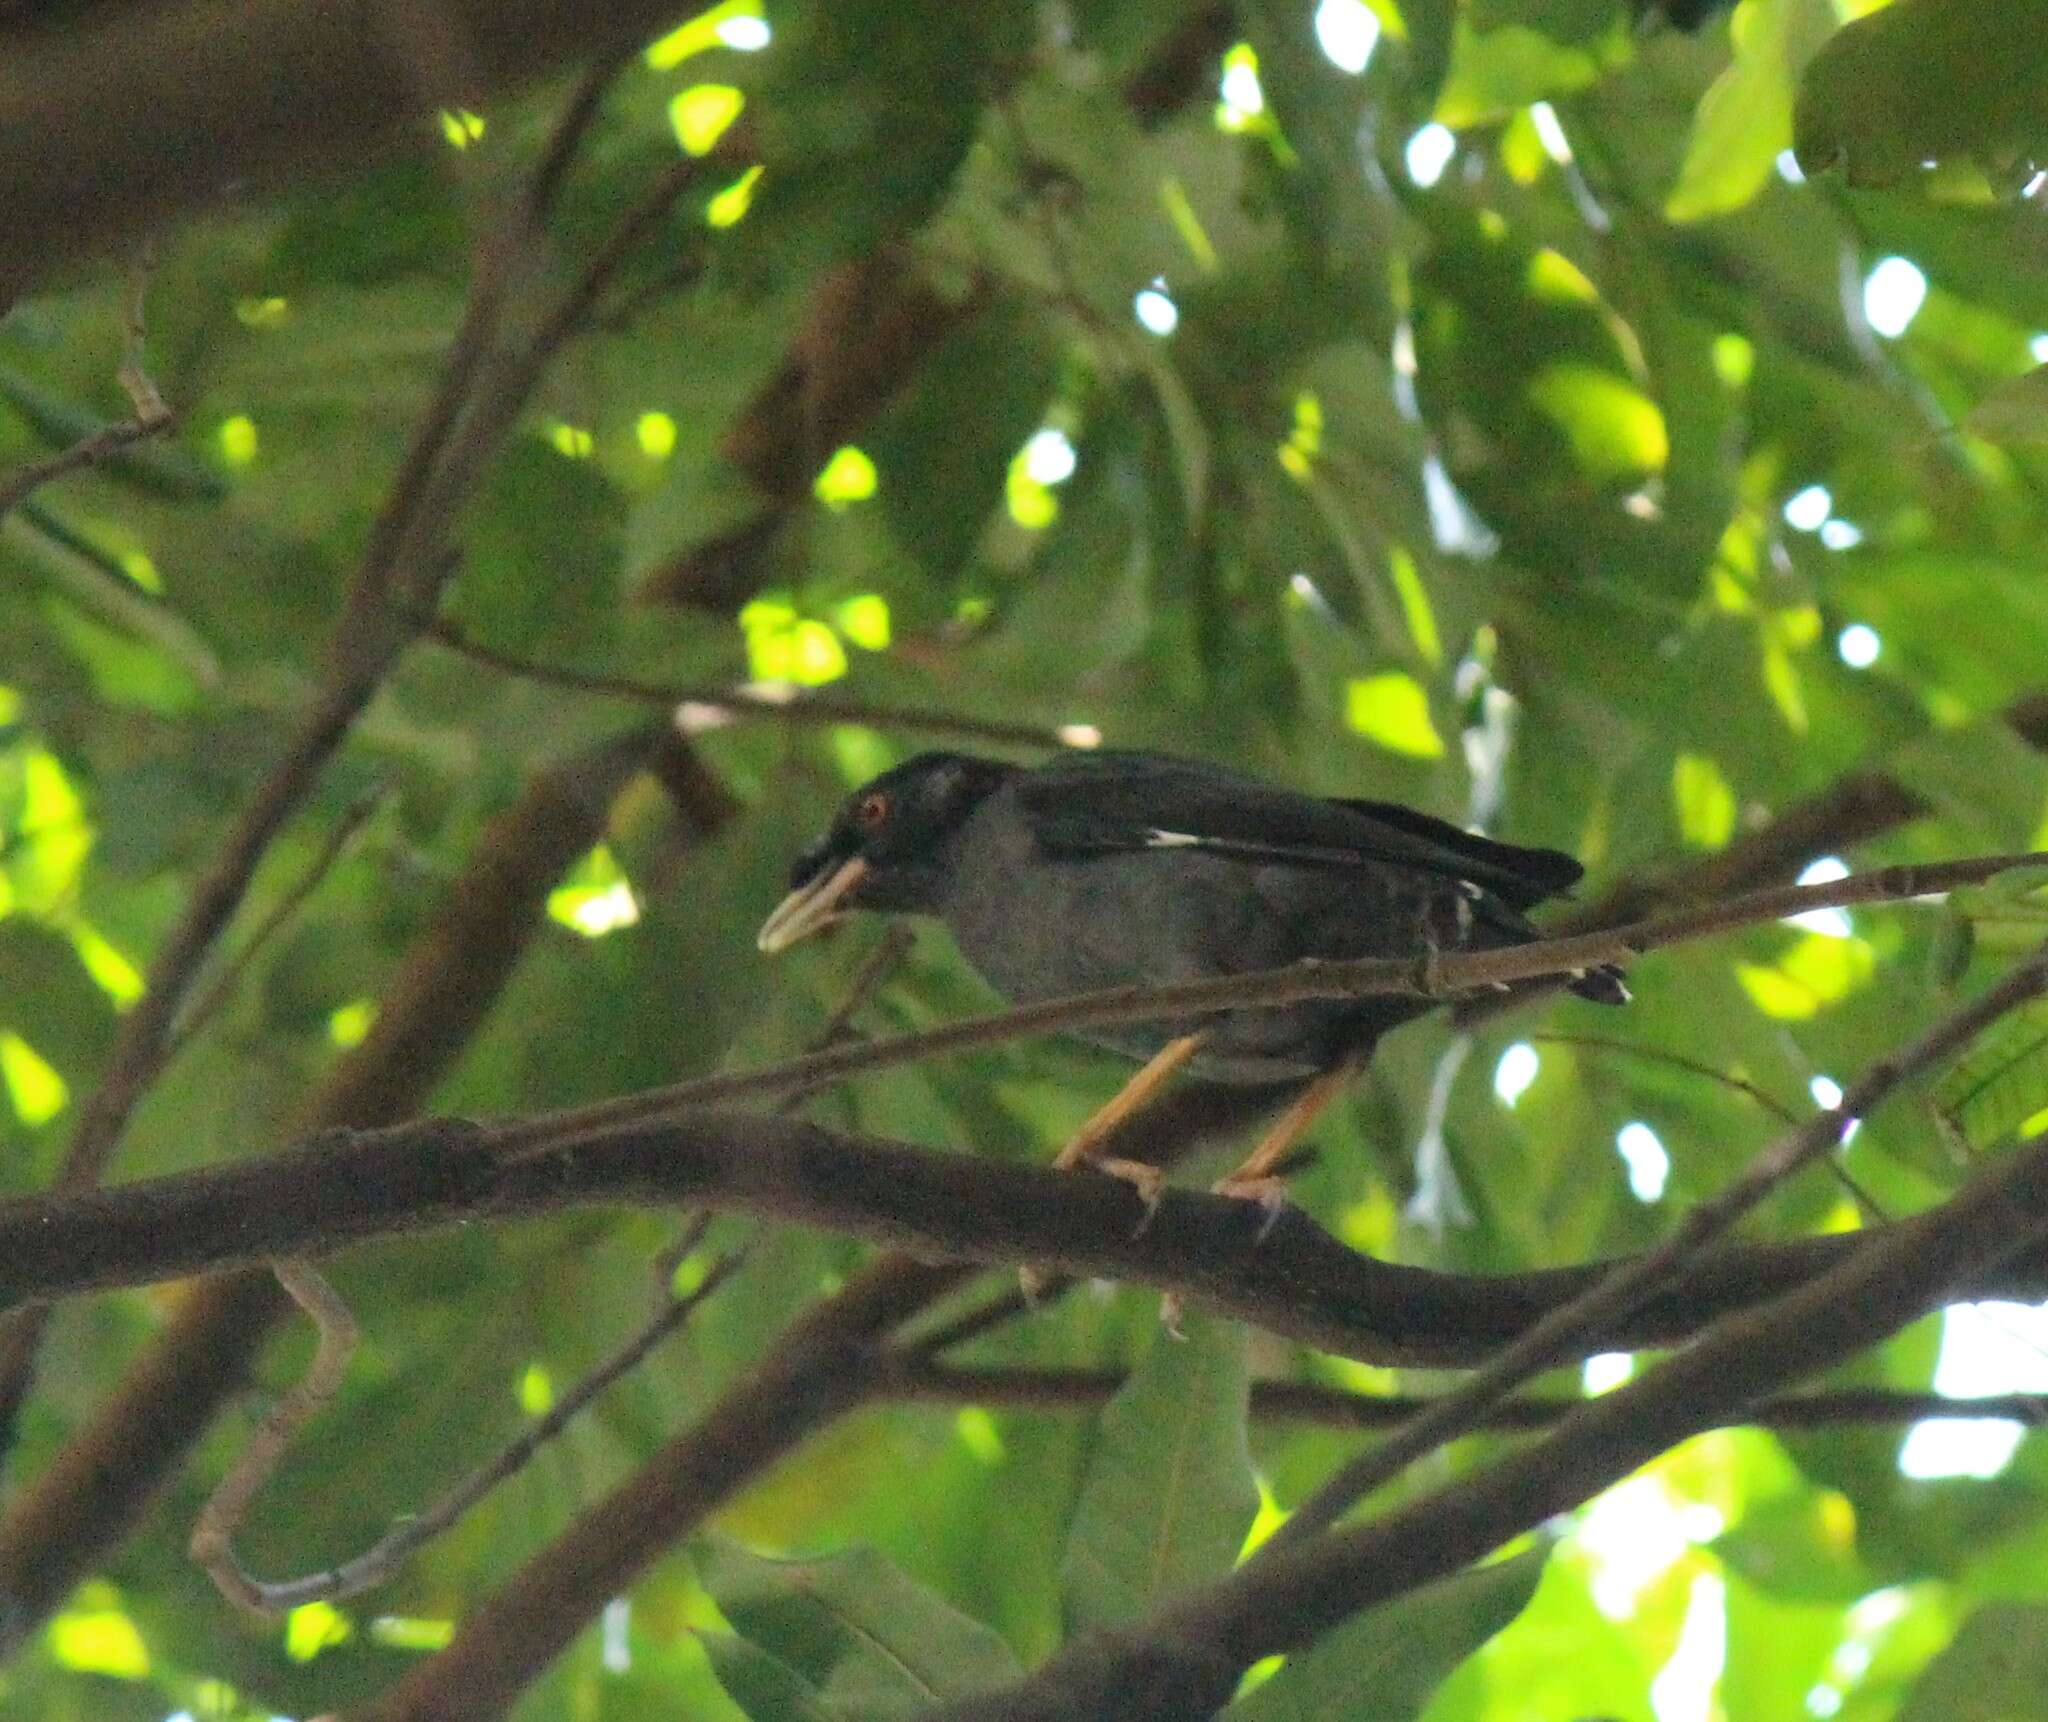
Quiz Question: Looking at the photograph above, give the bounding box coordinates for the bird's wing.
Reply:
[1018,751,1583,911]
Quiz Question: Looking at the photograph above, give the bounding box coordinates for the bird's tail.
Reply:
[1567,964,1630,1005]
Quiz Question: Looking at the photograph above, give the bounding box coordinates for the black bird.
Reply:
[759,749,1625,1214]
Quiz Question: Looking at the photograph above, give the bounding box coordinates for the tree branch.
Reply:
[421,616,1076,749]
[197,1234,742,1615]
[0,0,696,292]
[1570,691,2048,926]
[4,1095,2044,1370]
[0,244,172,520]
[189,1260,361,1614]
[346,1080,1280,1722]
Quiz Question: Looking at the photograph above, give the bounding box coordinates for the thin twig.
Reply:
[165,787,387,1059]
[190,1260,361,1614]
[1530,1032,1803,1125]
[525,46,635,225]
[792,923,919,1076]
[500,849,2048,1161]
[422,617,1074,749]
[1265,938,2048,1553]
[114,241,166,423]
[882,1358,2048,1433]
[0,244,173,523]
[0,47,652,1445]
[0,417,171,521]
[1531,1031,1890,1221]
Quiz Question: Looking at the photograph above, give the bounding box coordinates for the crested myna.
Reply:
[759,749,1625,1220]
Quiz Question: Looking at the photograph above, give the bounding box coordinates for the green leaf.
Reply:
[1672,751,1736,849]
[1935,1000,2048,1150]
[1713,1490,1873,1605]
[1665,0,1833,223]
[695,1538,1022,1720]
[1060,1315,1258,1634]
[1891,721,2048,851]
[1900,1601,2048,1722]
[868,301,1058,585]
[1401,0,1458,110]
[1435,16,1623,126]
[1225,1546,1548,1720]
[0,919,118,1088]
[1795,0,2048,186]
[698,1633,839,1722]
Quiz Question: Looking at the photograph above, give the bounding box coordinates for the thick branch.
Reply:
[2,1103,2040,1369]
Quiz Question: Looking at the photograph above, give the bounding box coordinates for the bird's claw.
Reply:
[1158,1289,1187,1339]
[1018,1262,1053,1305]
[1098,1156,1166,1236]
[1211,1174,1291,1243]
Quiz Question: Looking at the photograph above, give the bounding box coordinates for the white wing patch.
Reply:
[1145,829,1202,847]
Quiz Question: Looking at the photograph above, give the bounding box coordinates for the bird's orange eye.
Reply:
[856,792,890,830]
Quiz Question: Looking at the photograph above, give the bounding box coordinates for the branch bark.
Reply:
[489,846,2047,1150]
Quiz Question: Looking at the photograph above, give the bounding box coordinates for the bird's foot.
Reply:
[1018,1262,1054,1305]
[1097,1156,1167,1235]
[1211,1173,1291,1243]
[1158,1289,1188,1340]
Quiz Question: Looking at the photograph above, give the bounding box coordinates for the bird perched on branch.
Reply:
[759,749,1625,1218]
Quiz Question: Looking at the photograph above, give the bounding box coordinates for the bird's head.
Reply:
[756,752,1015,954]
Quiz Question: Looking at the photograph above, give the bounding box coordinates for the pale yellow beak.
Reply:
[756,856,870,954]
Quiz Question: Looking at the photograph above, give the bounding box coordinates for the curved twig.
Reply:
[1531,1031,1889,1220]
[193,1244,741,1614]
[421,618,1075,750]
[189,1260,361,1614]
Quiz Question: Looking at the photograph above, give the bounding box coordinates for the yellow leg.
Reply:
[1159,1052,1365,1337]
[1051,1032,1207,1180]
[1213,1052,1362,1209]
[1022,1033,1206,1302]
